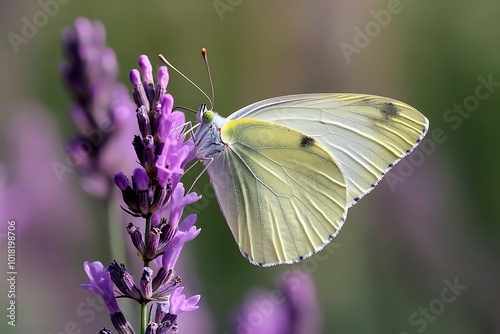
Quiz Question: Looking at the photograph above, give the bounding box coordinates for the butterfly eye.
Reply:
[202,110,215,123]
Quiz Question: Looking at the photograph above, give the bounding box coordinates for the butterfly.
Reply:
[192,93,428,267]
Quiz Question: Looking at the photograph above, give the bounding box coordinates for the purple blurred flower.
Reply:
[231,271,322,334]
[60,17,136,196]
[0,106,90,237]
[0,105,95,331]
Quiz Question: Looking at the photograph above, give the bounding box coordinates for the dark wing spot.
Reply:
[300,135,315,147]
[380,102,399,118]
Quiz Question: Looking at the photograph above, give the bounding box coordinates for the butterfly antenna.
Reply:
[158,54,213,108]
[174,105,198,114]
[201,48,215,110]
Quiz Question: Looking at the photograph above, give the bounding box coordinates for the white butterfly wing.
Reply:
[205,118,347,266]
[228,94,429,207]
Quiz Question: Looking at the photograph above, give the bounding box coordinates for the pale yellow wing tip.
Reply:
[346,114,429,208]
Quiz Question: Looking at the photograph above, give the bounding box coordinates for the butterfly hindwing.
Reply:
[206,118,347,266]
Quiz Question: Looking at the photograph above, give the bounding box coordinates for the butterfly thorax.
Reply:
[194,104,227,163]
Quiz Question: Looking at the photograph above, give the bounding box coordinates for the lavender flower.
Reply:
[231,271,322,334]
[80,261,120,314]
[60,17,136,196]
[169,287,201,314]
[149,288,200,333]
[80,51,201,333]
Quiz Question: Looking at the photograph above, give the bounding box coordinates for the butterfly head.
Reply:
[196,103,227,132]
[197,103,218,124]
[202,109,215,124]
[196,104,208,122]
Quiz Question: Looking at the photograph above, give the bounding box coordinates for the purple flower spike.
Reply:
[80,261,120,314]
[61,17,136,197]
[169,287,200,315]
[98,52,203,332]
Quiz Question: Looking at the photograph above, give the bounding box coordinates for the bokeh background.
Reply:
[1,0,499,333]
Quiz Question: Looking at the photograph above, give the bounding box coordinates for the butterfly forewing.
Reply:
[208,118,347,266]
[228,94,429,207]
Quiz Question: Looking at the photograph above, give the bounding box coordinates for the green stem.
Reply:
[141,302,147,334]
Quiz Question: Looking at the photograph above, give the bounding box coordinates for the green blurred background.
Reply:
[1,0,499,333]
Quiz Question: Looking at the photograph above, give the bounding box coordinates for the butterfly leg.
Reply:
[186,157,214,194]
